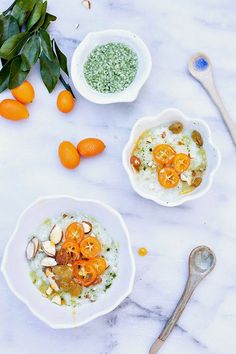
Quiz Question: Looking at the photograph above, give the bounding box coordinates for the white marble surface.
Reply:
[0,0,236,353]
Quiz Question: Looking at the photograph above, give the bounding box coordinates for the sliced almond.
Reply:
[49,225,63,245]
[41,257,57,267]
[51,294,61,305]
[26,237,39,260]
[32,237,39,257]
[48,276,59,292]
[46,286,53,296]
[82,221,92,234]
[42,240,56,257]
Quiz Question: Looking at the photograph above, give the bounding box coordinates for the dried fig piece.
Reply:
[55,248,69,265]
[169,121,183,134]
[130,155,141,172]
[191,130,203,146]
[192,177,202,187]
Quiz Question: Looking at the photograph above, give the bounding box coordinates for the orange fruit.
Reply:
[0,99,29,120]
[11,81,35,104]
[57,90,75,113]
[58,141,80,169]
[77,138,106,157]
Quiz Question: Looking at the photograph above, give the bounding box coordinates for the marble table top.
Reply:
[0,0,236,353]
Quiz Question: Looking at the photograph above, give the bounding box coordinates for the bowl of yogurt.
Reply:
[1,196,135,328]
[123,108,221,207]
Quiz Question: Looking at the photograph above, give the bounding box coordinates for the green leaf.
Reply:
[0,15,19,47]
[12,0,37,26]
[42,12,57,30]
[39,28,54,61]
[0,32,29,60]
[0,59,12,93]
[21,34,40,71]
[26,0,43,31]
[40,52,60,93]
[8,55,29,89]
[54,40,69,76]
[30,1,47,31]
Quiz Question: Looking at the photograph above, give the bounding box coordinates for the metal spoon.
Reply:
[188,53,236,145]
[149,246,216,354]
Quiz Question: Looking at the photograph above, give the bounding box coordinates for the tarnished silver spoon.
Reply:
[188,53,236,145]
[149,246,216,354]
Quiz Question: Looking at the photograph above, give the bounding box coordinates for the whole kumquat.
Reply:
[11,81,35,104]
[77,138,106,157]
[0,99,29,120]
[58,141,80,169]
[57,90,75,113]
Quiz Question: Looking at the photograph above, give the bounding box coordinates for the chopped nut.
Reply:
[82,0,91,9]
[45,267,54,278]
[82,221,92,234]
[146,137,152,143]
[49,225,63,245]
[46,286,53,296]
[191,130,203,146]
[42,240,56,257]
[169,121,183,134]
[161,131,166,139]
[148,161,154,167]
[41,257,57,267]
[130,155,141,172]
[51,295,62,305]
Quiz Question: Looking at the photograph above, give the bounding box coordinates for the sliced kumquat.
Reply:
[153,144,176,164]
[73,260,97,287]
[61,240,80,262]
[80,236,101,259]
[65,222,84,243]
[158,167,179,189]
[89,257,107,275]
[173,153,190,173]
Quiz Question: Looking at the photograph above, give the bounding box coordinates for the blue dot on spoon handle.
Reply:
[194,57,209,71]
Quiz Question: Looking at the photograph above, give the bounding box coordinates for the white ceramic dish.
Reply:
[1,195,135,328]
[71,29,152,104]
[122,108,221,207]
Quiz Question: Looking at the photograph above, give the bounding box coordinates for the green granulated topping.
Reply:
[83,42,138,93]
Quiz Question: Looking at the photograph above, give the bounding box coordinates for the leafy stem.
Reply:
[59,75,75,98]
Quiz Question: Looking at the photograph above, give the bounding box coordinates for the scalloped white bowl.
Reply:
[1,195,135,328]
[123,108,221,207]
[71,29,152,104]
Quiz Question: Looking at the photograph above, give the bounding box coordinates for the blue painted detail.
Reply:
[195,57,209,71]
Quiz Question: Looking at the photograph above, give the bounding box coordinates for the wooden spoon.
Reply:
[188,53,236,145]
[149,246,216,354]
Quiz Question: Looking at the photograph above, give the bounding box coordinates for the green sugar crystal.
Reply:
[83,42,138,94]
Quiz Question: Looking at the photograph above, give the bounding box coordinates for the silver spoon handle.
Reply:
[149,278,197,354]
[201,76,236,145]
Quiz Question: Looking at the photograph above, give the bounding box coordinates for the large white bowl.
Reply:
[71,29,152,104]
[1,195,135,328]
[122,108,221,207]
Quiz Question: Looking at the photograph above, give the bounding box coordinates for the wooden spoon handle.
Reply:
[149,278,197,354]
[201,75,236,145]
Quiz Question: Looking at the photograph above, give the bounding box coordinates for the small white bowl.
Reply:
[122,108,221,207]
[71,29,152,104]
[1,195,135,328]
